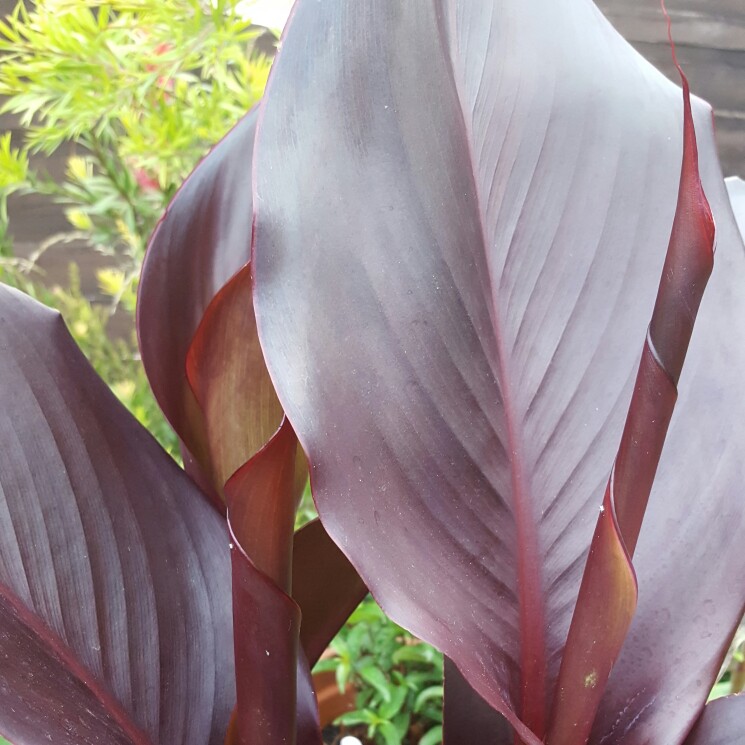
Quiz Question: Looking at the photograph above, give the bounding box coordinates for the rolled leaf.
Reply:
[0,285,235,745]
[223,652,320,745]
[683,695,745,745]
[138,108,258,497]
[589,177,745,741]
[548,53,715,744]
[198,269,316,743]
[292,519,368,667]
[225,418,299,590]
[186,264,285,498]
[229,534,300,745]
[139,106,313,742]
[251,0,742,738]
[227,518,365,744]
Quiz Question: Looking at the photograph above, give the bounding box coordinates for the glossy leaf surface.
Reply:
[683,695,745,745]
[548,62,715,745]
[187,263,284,497]
[588,202,745,742]
[0,285,235,745]
[252,0,743,737]
[222,414,306,745]
[139,94,327,743]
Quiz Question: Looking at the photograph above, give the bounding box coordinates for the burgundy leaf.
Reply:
[186,264,285,498]
[221,407,314,742]
[295,650,323,745]
[226,436,323,745]
[229,537,301,745]
[683,695,745,745]
[225,425,323,744]
[138,108,258,498]
[588,180,745,741]
[0,285,234,745]
[251,0,742,738]
[218,411,309,742]
[145,102,323,742]
[443,658,513,745]
[223,515,366,743]
[726,177,745,241]
[225,418,299,590]
[292,519,368,667]
[548,50,715,744]
[223,648,320,745]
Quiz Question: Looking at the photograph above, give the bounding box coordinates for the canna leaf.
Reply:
[224,418,317,743]
[548,40,715,744]
[228,534,303,745]
[0,284,235,745]
[193,276,312,740]
[186,263,285,501]
[588,180,745,742]
[251,0,744,739]
[139,85,363,743]
[292,518,368,667]
[683,695,745,745]
[138,108,259,506]
[443,659,512,745]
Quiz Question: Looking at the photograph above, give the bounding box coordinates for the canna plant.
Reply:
[249,0,745,743]
[0,3,745,745]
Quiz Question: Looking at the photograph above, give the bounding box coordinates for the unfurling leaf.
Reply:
[548,42,715,744]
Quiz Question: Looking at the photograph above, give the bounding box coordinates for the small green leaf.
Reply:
[708,678,732,702]
[415,685,444,713]
[337,710,378,727]
[419,725,444,745]
[377,720,403,745]
[392,644,439,666]
[359,666,392,703]
[377,684,407,720]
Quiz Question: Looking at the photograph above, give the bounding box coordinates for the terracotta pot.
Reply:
[313,670,357,727]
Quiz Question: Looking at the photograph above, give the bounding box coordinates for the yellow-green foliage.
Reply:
[0,0,271,455]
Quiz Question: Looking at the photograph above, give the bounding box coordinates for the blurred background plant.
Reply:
[0,1,442,742]
[316,599,444,745]
[0,0,272,455]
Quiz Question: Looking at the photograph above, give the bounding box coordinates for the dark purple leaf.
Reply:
[443,658,512,745]
[229,536,301,745]
[548,56,715,744]
[223,650,320,745]
[139,96,329,743]
[221,410,315,741]
[292,519,368,667]
[225,418,299,589]
[683,695,745,745]
[588,201,745,741]
[138,109,258,501]
[224,425,322,745]
[0,285,234,745]
[251,0,742,738]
